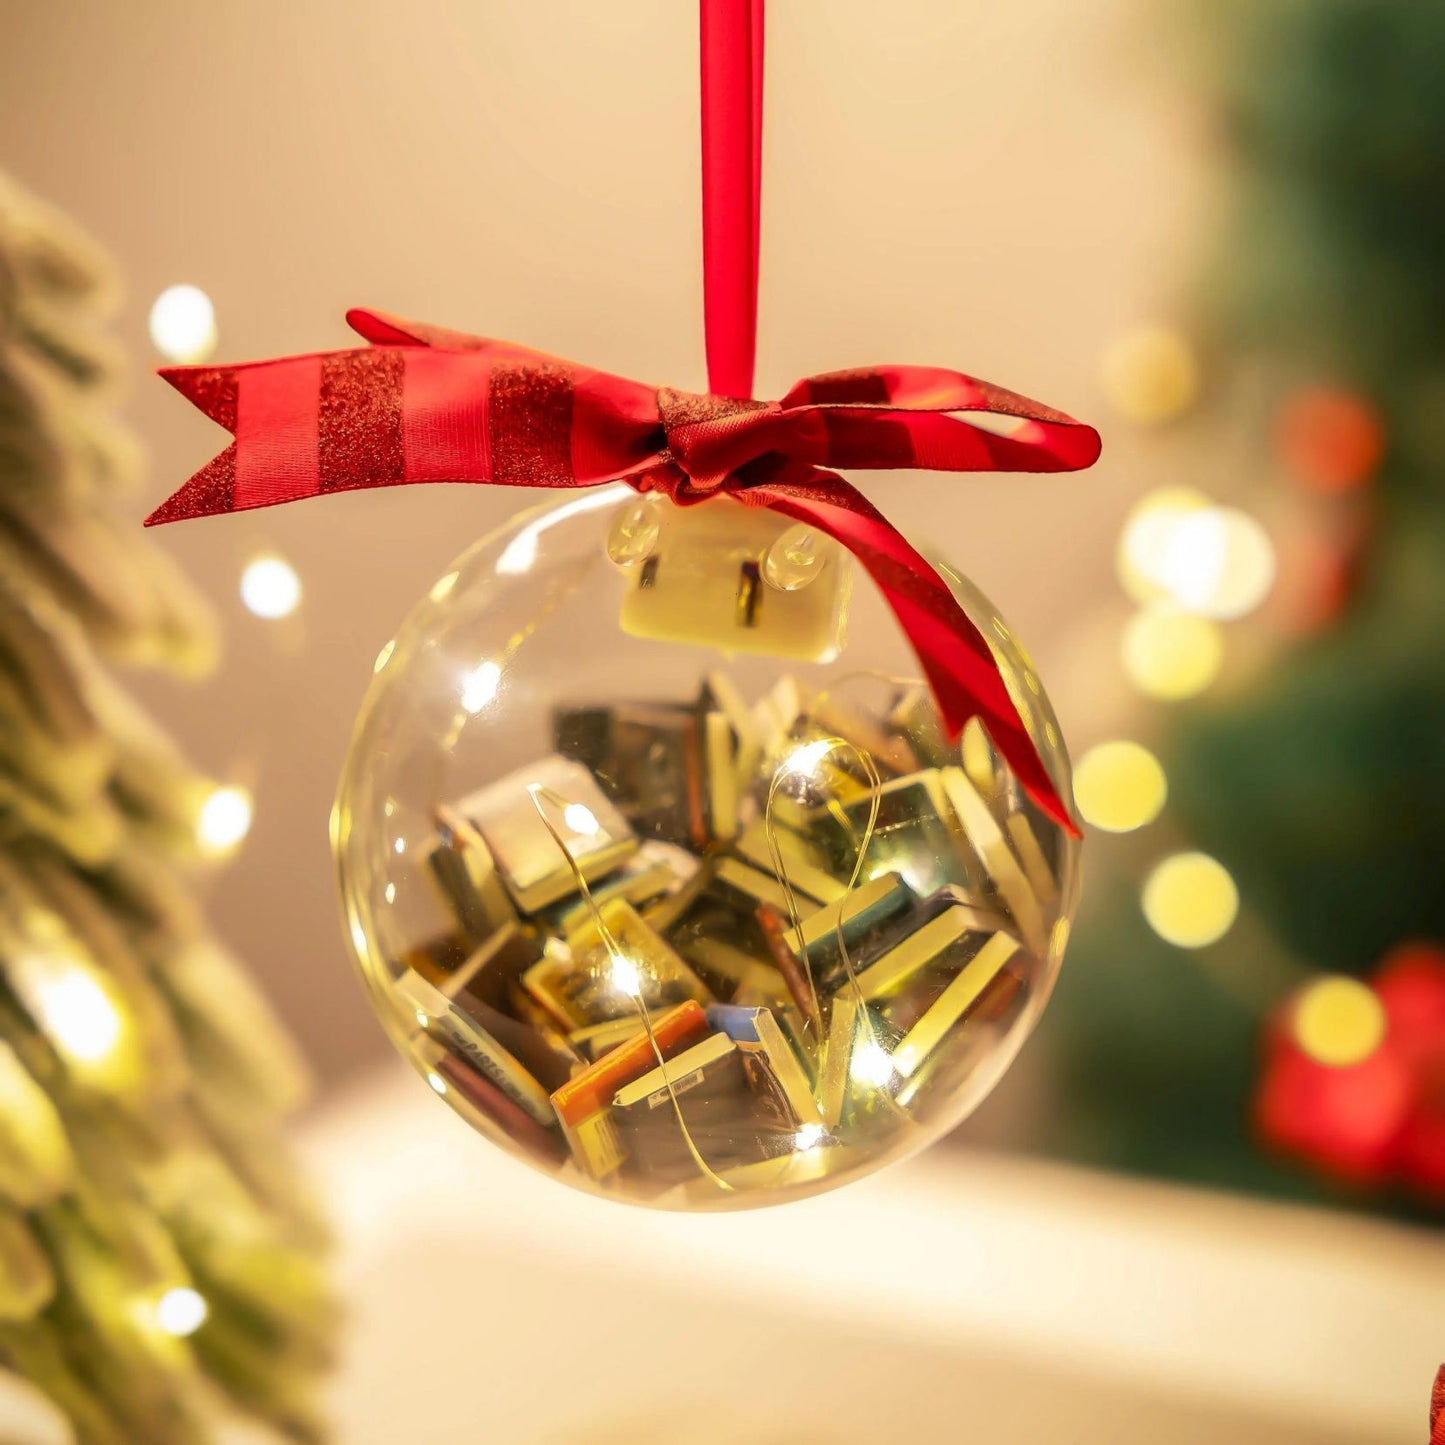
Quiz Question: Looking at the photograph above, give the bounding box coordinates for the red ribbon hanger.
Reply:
[148,0,1100,834]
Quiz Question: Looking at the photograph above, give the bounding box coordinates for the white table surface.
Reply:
[299,1064,1445,1444]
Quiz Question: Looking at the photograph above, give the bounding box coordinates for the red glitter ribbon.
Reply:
[147,1,1100,834]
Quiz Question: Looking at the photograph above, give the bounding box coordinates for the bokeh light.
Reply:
[1118,490,1275,619]
[1277,387,1385,493]
[1142,851,1239,948]
[155,1287,209,1338]
[1121,607,1224,699]
[1292,976,1387,1068]
[148,284,217,364]
[240,555,302,619]
[1100,325,1199,425]
[1073,740,1167,832]
[1117,486,1210,604]
[197,785,253,856]
[1156,507,1276,619]
[32,968,123,1064]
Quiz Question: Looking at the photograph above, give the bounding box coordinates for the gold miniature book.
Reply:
[1006,812,1058,909]
[707,1003,822,1125]
[782,872,912,963]
[940,767,1047,958]
[818,990,862,1129]
[549,999,710,1180]
[892,932,1019,1080]
[394,970,557,1129]
[849,902,997,1003]
[426,804,517,941]
[813,770,981,900]
[458,754,638,913]
[732,822,848,906]
[549,844,691,936]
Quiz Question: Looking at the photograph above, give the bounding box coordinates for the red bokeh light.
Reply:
[1276,387,1386,493]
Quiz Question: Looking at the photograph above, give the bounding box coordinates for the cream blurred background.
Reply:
[0,0,1203,1084]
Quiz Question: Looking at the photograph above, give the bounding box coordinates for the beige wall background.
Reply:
[1,0,1208,1086]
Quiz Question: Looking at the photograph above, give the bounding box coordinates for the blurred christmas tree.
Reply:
[0,174,333,1439]
[1038,0,1445,1214]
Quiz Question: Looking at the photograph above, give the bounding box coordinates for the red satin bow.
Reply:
[148,307,1099,832]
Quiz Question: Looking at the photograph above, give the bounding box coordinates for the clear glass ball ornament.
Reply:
[334,485,1079,1210]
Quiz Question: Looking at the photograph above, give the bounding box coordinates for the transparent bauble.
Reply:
[334,485,1079,1211]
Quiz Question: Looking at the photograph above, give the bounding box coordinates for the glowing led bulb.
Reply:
[563,803,600,837]
[794,1123,827,1151]
[778,738,835,780]
[1292,976,1386,1067]
[1073,740,1167,833]
[155,1287,208,1338]
[239,554,302,619]
[1142,851,1238,948]
[1122,607,1223,700]
[197,785,253,856]
[33,969,123,1064]
[148,284,217,364]
[427,1071,448,1096]
[605,501,660,567]
[611,957,643,998]
[851,1037,895,1088]
[460,660,502,714]
[763,525,828,591]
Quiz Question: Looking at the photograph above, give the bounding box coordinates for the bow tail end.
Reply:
[144,445,238,526]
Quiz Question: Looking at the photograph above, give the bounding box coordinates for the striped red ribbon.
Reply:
[147,2,1100,834]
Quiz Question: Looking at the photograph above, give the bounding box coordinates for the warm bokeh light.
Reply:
[1119,490,1275,620]
[148,283,217,363]
[240,554,302,619]
[1156,507,1276,620]
[1100,325,1199,425]
[1142,852,1239,948]
[197,785,254,856]
[1121,607,1224,699]
[1292,976,1387,1068]
[155,1287,209,1338]
[1117,486,1211,604]
[1276,387,1385,493]
[1073,740,1167,832]
[32,968,123,1064]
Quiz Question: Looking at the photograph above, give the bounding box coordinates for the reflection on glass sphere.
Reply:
[334,485,1079,1210]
